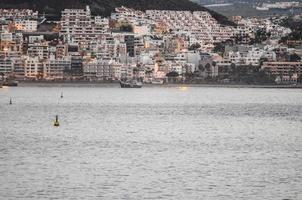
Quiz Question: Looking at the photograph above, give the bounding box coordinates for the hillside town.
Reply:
[0,6,301,84]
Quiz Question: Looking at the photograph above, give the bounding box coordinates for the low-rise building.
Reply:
[262,61,302,83]
[24,56,44,78]
[43,57,71,79]
[83,59,122,80]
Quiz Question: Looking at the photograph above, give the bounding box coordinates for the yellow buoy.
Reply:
[54,115,60,127]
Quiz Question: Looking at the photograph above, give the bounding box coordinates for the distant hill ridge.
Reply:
[0,0,235,26]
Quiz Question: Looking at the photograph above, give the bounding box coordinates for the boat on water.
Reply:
[120,80,143,88]
[256,6,269,11]
[3,80,18,87]
[151,79,164,85]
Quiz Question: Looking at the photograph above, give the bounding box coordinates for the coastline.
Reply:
[15,81,302,89]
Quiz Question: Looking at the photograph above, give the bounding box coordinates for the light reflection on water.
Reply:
[0,86,302,199]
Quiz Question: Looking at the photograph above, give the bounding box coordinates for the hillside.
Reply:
[0,0,235,26]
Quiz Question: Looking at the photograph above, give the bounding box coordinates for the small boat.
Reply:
[3,80,18,87]
[120,80,143,88]
[151,79,164,85]
[256,6,269,11]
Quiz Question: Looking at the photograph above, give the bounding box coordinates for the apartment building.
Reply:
[43,57,71,79]
[60,6,107,44]
[83,60,122,80]
[146,10,234,45]
[27,42,49,59]
[262,62,302,77]
[14,20,38,32]
[0,9,38,20]
[24,56,44,78]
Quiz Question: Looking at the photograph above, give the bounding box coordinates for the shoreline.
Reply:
[15,81,302,89]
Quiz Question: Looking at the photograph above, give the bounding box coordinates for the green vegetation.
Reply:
[279,16,302,31]
[250,29,271,44]
[188,43,201,51]
[166,71,179,78]
[280,30,302,42]
[213,42,225,54]
[119,24,133,32]
[279,17,302,43]
[223,65,275,84]
[183,63,275,84]
[213,40,234,54]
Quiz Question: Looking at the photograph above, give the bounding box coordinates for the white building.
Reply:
[24,56,44,78]
[83,59,122,80]
[43,57,71,79]
[0,58,13,74]
[27,42,49,59]
[14,20,38,32]
[60,6,108,44]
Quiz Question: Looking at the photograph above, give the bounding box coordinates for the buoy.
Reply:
[9,98,12,105]
[54,115,60,127]
[61,92,63,98]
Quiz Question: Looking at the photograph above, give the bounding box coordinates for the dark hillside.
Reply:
[0,0,235,26]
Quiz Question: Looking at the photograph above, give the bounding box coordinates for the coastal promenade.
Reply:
[16,81,302,89]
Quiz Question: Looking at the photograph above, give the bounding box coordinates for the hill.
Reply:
[0,0,235,26]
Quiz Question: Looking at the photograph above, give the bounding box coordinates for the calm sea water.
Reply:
[0,86,302,200]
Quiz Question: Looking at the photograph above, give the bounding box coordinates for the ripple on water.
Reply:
[0,87,302,199]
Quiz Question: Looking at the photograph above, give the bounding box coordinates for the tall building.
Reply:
[70,55,83,77]
[124,34,135,57]
[60,6,106,44]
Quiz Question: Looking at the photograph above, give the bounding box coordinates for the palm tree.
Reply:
[230,63,236,73]
[212,61,217,68]
[198,64,205,72]
[0,72,4,81]
[230,63,237,81]
[293,65,297,73]
[289,69,294,81]
[205,63,211,78]
[197,64,205,77]
[212,61,217,77]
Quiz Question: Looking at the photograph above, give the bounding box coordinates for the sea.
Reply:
[203,3,302,18]
[0,85,302,199]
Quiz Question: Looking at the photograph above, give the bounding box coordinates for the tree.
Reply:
[205,63,211,77]
[198,64,205,72]
[188,43,201,50]
[289,69,294,80]
[120,24,133,32]
[289,54,301,62]
[259,57,269,66]
[213,42,225,54]
[298,75,302,83]
[166,71,180,83]
[205,63,211,71]
[184,72,194,81]
[230,63,236,73]
[166,71,179,77]
[251,29,271,44]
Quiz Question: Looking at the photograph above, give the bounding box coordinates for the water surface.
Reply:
[0,86,302,199]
